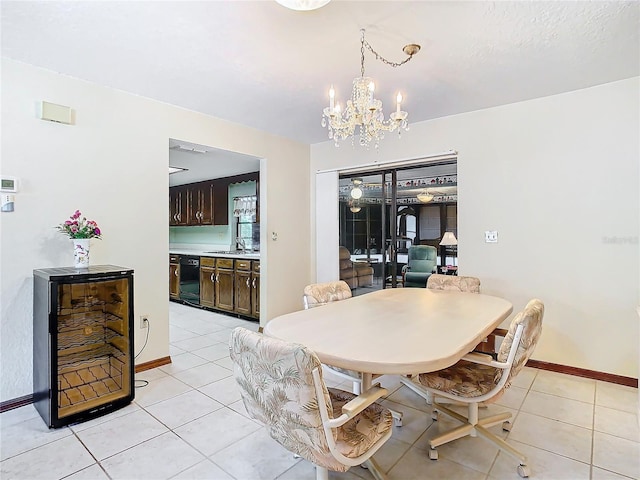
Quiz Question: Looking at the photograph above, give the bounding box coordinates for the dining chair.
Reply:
[229,327,393,480]
[303,281,403,426]
[400,299,544,478]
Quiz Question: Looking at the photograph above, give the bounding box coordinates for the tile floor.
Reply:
[1,302,639,480]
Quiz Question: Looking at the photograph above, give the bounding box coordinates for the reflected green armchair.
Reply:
[403,245,438,288]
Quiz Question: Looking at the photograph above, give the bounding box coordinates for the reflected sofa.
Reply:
[339,246,374,289]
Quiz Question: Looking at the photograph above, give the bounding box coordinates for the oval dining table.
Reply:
[264,287,513,390]
[263,287,513,480]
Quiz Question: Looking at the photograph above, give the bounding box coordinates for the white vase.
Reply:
[73,239,90,269]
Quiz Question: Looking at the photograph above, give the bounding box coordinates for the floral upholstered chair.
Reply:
[302,281,403,427]
[303,280,352,309]
[229,327,393,480]
[426,273,481,293]
[400,299,544,478]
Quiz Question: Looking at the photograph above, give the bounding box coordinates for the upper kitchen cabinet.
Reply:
[169,185,189,226]
[169,172,258,227]
[188,181,215,225]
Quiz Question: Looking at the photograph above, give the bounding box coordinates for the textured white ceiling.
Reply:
[2,1,639,145]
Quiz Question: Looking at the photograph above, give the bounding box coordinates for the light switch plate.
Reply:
[485,231,498,243]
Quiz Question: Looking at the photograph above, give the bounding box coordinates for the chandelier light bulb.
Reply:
[350,186,363,199]
[329,86,335,111]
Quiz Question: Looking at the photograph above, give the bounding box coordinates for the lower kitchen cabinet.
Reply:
[251,261,260,318]
[199,257,216,308]
[171,254,260,320]
[234,260,252,316]
[215,258,235,312]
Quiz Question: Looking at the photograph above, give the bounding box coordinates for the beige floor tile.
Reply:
[510,366,538,389]
[173,407,261,456]
[520,390,594,429]
[0,434,94,480]
[210,428,300,480]
[101,432,205,479]
[591,466,637,479]
[172,362,233,388]
[592,430,640,479]
[0,404,39,428]
[489,438,590,479]
[531,370,596,403]
[171,459,234,479]
[206,329,234,344]
[277,460,370,480]
[146,389,223,429]
[158,352,209,374]
[367,437,412,474]
[64,463,110,480]
[70,402,140,433]
[169,325,200,343]
[493,385,527,410]
[507,411,593,463]
[192,343,231,362]
[0,415,72,461]
[596,381,639,414]
[387,446,486,479]
[75,409,168,460]
[172,334,221,352]
[198,376,242,406]
[594,405,640,442]
[386,381,434,413]
[379,400,433,445]
[214,356,234,370]
[134,373,193,407]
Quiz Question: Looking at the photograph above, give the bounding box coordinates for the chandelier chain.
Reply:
[360,28,416,69]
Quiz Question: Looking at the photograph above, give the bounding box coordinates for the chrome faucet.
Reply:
[236,237,246,252]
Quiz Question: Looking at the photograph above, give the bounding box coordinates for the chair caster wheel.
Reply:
[431,411,439,421]
[517,464,530,477]
[502,421,512,432]
[393,417,403,427]
[429,448,439,460]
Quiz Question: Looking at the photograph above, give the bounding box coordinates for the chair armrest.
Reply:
[326,384,388,428]
[402,265,409,273]
[341,384,388,417]
[462,352,509,369]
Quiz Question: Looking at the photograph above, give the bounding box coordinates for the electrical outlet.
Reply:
[485,231,498,243]
[140,315,149,329]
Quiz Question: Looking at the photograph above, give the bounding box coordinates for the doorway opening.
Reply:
[339,159,457,294]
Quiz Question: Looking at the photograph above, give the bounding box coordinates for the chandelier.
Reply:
[322,29,420,149]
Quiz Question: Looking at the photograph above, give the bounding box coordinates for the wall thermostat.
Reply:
[1,176,19,193]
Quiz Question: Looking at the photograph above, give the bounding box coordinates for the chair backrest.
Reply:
[303,280,352,309]
[426,274,481,293]
[496,299,544,388]
[229,327,348,472]
[407,245,437,273]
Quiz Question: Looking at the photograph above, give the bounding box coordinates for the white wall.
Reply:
[311,77,639,378]
[0,59,311,403]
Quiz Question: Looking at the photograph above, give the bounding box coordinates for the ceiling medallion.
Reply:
[322,29,420,149]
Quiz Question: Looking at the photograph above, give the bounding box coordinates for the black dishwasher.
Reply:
[179,256,200,305]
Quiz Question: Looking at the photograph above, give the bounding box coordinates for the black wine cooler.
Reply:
[33,265,134,428]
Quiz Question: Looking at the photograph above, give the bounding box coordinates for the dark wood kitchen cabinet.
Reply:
[188,181,215,225]
[215,258,235,312]
[234,260,252,316]
[199,257,216,308]
[251,261,260,318]
[169,255,180,299]
[169,185,188,226]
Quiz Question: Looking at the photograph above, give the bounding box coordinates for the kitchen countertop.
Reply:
[169,248,260,260]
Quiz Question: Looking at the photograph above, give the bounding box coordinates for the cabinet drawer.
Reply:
[235,260,251,271]
[252,261,260,272]
[200,257,215,267]
[170,255,180,264]
[216,258,234,269]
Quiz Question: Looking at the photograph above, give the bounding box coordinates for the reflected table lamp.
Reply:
[439,232,458,272]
